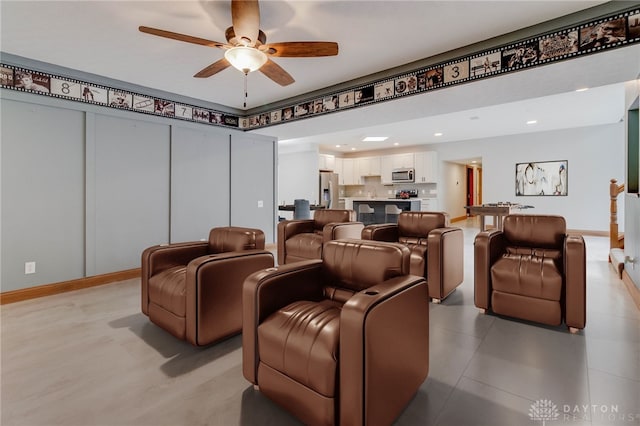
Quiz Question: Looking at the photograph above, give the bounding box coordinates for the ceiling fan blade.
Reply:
[139,26,226,49]
[260,59,295,86]
[261,42,339,57]
[231,0,260,46]
[194,58,231,78]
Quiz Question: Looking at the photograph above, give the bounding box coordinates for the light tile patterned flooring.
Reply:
[1,219,639,426]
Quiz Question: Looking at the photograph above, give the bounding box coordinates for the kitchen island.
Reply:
[352,198,421,224]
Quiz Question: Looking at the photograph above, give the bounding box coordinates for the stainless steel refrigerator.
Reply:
[319,172,339,209]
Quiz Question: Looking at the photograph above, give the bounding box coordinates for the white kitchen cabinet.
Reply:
[393,153,415,169]
[381,156,394,184]
[318,153,335,171]
[334,157,343,181]
[355,156,381,184]
[420,198,438,212]
[414,151,438,183]
[369,156,381,176]
[342,158,357,185]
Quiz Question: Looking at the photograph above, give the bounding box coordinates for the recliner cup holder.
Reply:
[364,290,379,295]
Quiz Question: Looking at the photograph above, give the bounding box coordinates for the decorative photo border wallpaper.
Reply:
[1,7,638,131]
[516,160,568,196]
[241,7,640,130]
[0,65,240,128]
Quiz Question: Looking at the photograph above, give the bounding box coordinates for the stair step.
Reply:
[610,248,625,278]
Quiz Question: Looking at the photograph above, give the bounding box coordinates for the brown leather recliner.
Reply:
[361,211,464,302]
[243,239,429,426]
[141,227,274,346]
[474,214,586,332]
[277,209,364,265]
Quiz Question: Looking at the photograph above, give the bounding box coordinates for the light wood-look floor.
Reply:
[2,219,639,426]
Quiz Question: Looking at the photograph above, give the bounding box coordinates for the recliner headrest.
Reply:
[398,211,447,237]
[503,215,566,248]
[313,209,356,228]
[322,239,410,291]
[208,227,265,253]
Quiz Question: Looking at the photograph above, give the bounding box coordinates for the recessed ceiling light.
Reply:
[335,144,341,148]
[362,136,388,142]
[351,147,357,151]
[575,87,589,92]
[527,120,538,125]
[434,132,443,137]
[393,142,399,146]
[471,160,477,164]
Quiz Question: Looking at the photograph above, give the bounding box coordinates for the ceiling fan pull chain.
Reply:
[243,71,248,108]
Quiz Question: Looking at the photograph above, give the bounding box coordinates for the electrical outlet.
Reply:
[25,261,36,274]
[257,200,263,208]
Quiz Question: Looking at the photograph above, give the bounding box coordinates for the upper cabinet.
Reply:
[414,151,438,183]
[357,156,381,178]
[341,158,357,185]
[335,157,359,185]
[334,157,343,178]
[333,151,436,185]
[319,153,335,171]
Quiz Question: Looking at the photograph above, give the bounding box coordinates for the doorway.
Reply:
[466,165,482,211]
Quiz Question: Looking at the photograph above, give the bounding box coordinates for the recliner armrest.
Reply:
[242,260,325,384]
[322,221,365,241]
[361,223,399,242]
[181,249,274,346]
[564,234,586,329]
[340,275,429,426]
[141,241,209,315]
[427,227,464,299]
[142,241,209,278]
[473,230,505,310]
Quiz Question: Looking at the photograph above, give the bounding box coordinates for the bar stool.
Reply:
[358,204,375,224]
[385,204,403,223]
[293,199,311,220]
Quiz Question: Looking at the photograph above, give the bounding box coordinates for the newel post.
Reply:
[609,179,625,249]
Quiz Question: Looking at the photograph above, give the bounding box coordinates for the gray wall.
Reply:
[278,145,319,205]
[1,99,86,288]
[230,134,277,243]
[170,126,231,242]
[93,115,171,275]
[1,91,276,292]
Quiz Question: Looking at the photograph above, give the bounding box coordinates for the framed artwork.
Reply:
[516,160,568,196]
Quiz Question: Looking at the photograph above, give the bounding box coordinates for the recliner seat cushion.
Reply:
[405,243,427,277]
[147,265,187,316]
[285,233,323,260]
[491,247,563,301]
[258,299,341,397]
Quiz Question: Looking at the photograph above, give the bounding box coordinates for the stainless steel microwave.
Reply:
[392,168,415,183]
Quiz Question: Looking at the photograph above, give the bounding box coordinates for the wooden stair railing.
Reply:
[609,179,625,278]
[610,178,625,250]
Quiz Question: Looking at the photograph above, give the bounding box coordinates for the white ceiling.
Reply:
[2,1,640,158]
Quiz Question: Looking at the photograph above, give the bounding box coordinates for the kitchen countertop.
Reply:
[347,197,433,201]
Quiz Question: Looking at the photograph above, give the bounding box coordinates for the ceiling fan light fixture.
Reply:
[224,46,267,73]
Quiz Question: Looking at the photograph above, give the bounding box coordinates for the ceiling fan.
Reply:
[139,0,339,87]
